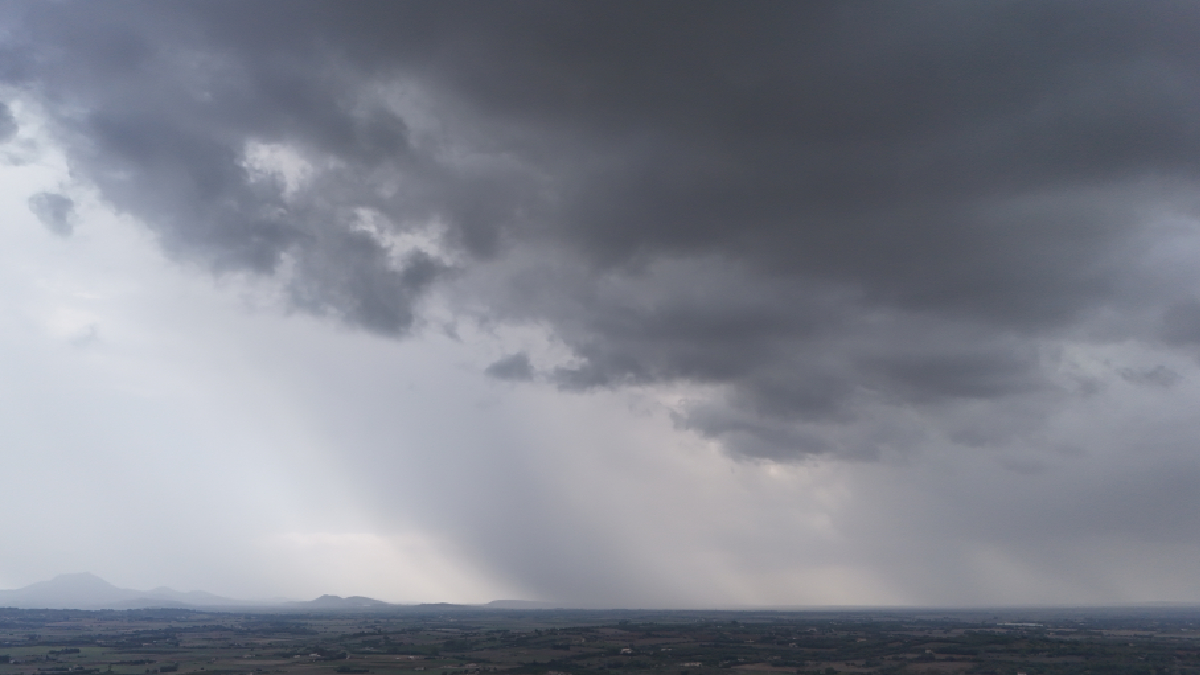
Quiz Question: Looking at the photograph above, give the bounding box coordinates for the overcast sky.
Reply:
[3,1,1200,608]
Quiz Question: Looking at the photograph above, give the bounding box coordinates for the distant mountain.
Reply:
[0,574,558,612]
[289,594,392,609]
[0,573,241,610]
[144,586,234,604]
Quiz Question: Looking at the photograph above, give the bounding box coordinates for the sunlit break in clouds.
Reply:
[3,1,1200,608]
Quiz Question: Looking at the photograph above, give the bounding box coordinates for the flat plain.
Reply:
[2,607,1199,675]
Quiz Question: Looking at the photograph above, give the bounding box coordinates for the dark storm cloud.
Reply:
[7,1,1200,457]
[28,192,75,237]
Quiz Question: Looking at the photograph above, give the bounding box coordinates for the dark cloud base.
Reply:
[7,1,1200,459]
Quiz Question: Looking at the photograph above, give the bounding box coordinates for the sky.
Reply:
[2,1,1200,608]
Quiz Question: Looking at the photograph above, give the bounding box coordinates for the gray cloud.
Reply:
[0,101,15,142]
[1119,364,1182,387]
[485,352,534,382]
[28,192,76,237]
[1161,299,1200,346]
[6,1,1200,457]
[11,2,1200,610]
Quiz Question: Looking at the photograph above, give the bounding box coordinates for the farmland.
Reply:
[2,606,1199,675]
